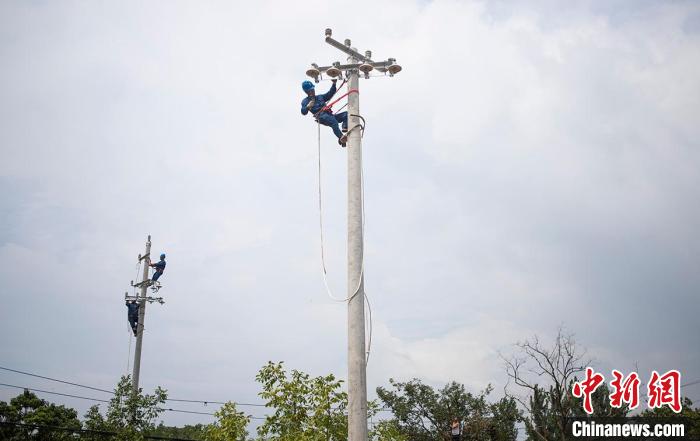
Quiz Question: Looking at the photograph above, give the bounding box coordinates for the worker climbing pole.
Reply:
[303,29,402,441]
[301,79,351,146]
[149,252,167,292]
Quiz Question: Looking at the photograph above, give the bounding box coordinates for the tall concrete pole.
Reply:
[132,235,151,394]
[346,57,368,441]
[309,29,401,441]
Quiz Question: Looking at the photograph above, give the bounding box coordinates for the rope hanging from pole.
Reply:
[313,79,373,364]
[126,327,132,375]
[316,120,364,303]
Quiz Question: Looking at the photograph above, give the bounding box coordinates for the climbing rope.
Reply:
[365,290,373,365]
[314,83,374,364]
[133,261,141,296]
[317,121,364,302]
[125,325,132,375]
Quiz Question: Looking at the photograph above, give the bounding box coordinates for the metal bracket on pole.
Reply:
[325,36,372,63]
[125,293,165,305]
[138,253,150,262]
[305,29,402,82]
[131,280,153,288]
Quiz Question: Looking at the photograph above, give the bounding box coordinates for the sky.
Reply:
[1,0,699,431]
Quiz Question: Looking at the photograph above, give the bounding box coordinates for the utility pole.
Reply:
[346,60,368,441]
[131,235,151,395]
[306,29,401,441]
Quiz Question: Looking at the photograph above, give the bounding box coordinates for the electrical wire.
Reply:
[0,365,368,410]
[0,366,112,394]
[166,398,266,407]
[0,365,265,408]
[0,422,203,441]
[682,379,700,388]
[0,382,111,403]
[0,383,267,420]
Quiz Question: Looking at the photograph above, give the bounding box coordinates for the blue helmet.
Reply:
[160,253,166,260]
[302,80,315,92]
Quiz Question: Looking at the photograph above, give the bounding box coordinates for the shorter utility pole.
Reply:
[128,235,165,395]
[131,235,150,394]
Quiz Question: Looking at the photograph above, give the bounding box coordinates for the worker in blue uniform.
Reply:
[126,300,139,336]
[301,80,348,147]
[150,253,166,283]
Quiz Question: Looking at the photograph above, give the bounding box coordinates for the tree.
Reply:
[0,390,81,441]
[640,397,700,439]
[502,328,628,441]
[255,361,348,441]
[376,379,519,441]
[371,419,408,441]
[83,375,167,441]
[149,422,209,440]
[205,402,250,441]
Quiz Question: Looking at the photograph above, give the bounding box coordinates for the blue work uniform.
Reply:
[126,302,139,334]
[301,82,348,139]
[152,259,166,282]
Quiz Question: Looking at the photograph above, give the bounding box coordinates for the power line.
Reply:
[166,398,266,407]
[0,365,266,408]
[681,379,700,388]
[0,382,110,403]
[163,408,265,420]
[0,366,113,394]
[0,382,270,420]
[0,364,384,410]
[0,421,200,441]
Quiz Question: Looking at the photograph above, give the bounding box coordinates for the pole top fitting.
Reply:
[344,39,351,47]
[325,28,332,37]
[365,50,372,59]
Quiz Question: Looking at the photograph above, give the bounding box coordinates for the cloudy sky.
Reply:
[1,0,699,430]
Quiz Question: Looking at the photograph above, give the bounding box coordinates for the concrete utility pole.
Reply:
[305,29,401,441]
[346,60,368,441]
[131,235,152,395]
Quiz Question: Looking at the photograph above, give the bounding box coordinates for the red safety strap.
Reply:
[318,89,359,114]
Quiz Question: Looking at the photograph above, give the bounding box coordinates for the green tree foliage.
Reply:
[376,379,519,441]
[83,375,167,441]
[371,419,408,441]
[255,361,348,441]
[0,389,81,440]
[149,422,209,440]
[205,402,250,441]
[640,397,700,438]
[524,382,627,441]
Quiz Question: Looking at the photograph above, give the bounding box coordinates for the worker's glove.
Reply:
[306,99,315,110]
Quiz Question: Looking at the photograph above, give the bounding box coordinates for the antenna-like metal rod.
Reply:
[325,36,373,63]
